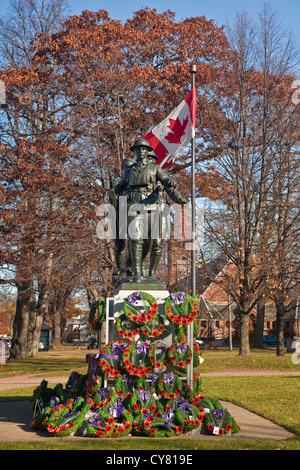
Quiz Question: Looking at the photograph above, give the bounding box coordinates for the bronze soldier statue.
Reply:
[114,138,186,283]
[109,157,134,282]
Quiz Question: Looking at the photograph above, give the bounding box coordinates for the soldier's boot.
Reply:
[149,246,162,280]
[142,261,148,278]
[131,244,143,283]
[141,240,152,278]
[117,253,126,271]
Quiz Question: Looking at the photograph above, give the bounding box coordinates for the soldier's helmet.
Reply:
[147,150,159,160]
[130,138,153,152]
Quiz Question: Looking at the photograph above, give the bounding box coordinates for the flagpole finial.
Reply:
[190,64,197,74]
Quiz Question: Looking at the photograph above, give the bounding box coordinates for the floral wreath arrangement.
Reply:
[65,371,87,396]
[164,292,198,328]
[129,388,163,417]
[86,397,133,438]
[89,296,105,331]
[167,341,193,373]
[116,291,164,339]
[165,397,205,433]
[114,373,136,402]
[146,341,169,371]
[122,340,153,377]
[45,397,93,437]
[90,386,117,411]
[156,372,184,400]
[201,399,240,436]
[115,313,140,339]
[97,341,127,377]
[123,291,158,324]
[135,408,177,438]
[85,359,103,396]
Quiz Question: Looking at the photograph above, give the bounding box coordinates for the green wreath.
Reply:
[89,296,105,331]
[139,414,177,438]
[167,341,193,372]
[204,406,239,436]
[122,340,153,377]
[115,313,140,339]
[86,399,133,438]
[164,292,198,327]
[165,398,203,433]
[156,373,184,400]
[97,341,127,378]
[147,341,169,371]
[47,397,93,437]
[123,291,158,325]
[90,386,118,411]
[130,388,162,417]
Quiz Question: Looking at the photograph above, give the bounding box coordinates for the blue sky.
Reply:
[0,0,299,45]
[0,0,299,73]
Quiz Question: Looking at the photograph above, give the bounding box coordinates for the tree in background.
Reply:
[199,6,299,355]
[0,0,71,359]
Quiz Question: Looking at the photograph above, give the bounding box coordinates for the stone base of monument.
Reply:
[101,282,175,387]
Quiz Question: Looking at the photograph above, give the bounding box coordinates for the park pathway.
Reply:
[0,369,299,442]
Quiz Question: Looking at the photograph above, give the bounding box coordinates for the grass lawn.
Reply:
[0,345,299,450]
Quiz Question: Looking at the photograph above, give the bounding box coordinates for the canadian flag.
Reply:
[143,86,196,169]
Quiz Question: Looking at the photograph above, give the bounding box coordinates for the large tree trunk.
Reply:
[28,250,54,356]
[50,288,71,345]
[28,282,48,356]
[11,280,33,360]
[52,306,64,345]
[276,296,286,357]
[253,299,265,348]
[239,311,250,356]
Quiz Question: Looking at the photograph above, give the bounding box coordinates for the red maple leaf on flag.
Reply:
[165,116,189,144]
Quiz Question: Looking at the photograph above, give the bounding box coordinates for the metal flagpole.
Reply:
[187,64,197,388]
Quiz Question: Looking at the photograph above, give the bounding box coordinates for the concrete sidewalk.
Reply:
[0,370,298,442]
[0,399,296,442]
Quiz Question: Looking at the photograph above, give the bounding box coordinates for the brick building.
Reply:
[178,263,300,342]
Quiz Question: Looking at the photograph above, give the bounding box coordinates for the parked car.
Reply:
[4,336,12,349]
[263,335,291,346]
[195,339,205,348]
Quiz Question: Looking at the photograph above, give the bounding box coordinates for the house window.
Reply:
[201,320,207,328]
[285,321,290,329]
[215,320,220,328]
